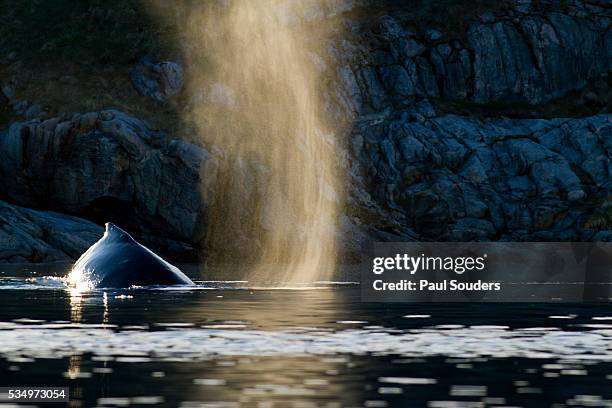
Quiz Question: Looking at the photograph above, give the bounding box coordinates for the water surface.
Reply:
[1,264,612,407]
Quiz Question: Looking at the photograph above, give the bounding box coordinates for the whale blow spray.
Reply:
[150,0,347,283]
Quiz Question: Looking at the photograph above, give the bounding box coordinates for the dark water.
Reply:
[1,265,612,407]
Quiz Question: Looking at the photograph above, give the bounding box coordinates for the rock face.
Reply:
[1,82,46,119]
[0,0,610,263]
[130,59,184,103]
[0,200,102,263]
[0,110,218,246]
[469,11,609,104]
[326,0,612,245]
[351,110,611,241]
[329,1,610,116]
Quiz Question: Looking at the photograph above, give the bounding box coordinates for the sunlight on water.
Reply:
[148,0,347,284]
[69,288,85,323]
[0,276,67,290]
[0,275,611,362]
[3,269,612,406]
[1,323,612,362]
[66,267,96,291]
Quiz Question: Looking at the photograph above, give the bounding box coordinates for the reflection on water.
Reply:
[69,289,84,323]
[4,321,612,360]
[1,266,612,407]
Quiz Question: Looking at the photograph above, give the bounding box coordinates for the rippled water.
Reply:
[1,265,612,407]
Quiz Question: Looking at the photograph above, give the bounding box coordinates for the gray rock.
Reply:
[470,21,542,103]
[377,15,428,63]
[535,115,612,188]
[11,100,29,116]
[321,1,611,132]
[403,39,426,58]
[582,91,599,105]
[130,59,184,102]
[378,64,416,100]
[1,83,14,100]
[354,113,611,241]
[425,29,443,41]
[0,200,102,263]
[414,57,439,98]
[378,15,405,39]
[468,12,609,104]
[567,189,586,201]
[336,65,362,117]
[515,0,531,14]
[24,104,42,119]
[0,110,218,245]
[441,48,471,100]
[345,4,611,108]
[593,231,612,242]
[358,66,389,111]
[408,99,436,119]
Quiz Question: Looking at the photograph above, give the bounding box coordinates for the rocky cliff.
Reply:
[0,200,101,263]
[0,0,609,263]
[0,110,219,261]
[329,0,611,245]
[350,110,611,242]
[327,0,609,117]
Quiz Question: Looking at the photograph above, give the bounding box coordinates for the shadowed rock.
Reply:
[0,200,102,263]
[352,113,612,241]
[331,5,610,112]
[130,59,184,103]
[0,110,218,246]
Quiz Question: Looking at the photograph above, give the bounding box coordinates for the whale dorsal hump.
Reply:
[104,222,136,243]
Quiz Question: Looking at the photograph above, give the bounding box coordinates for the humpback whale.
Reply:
[68,222,194,289]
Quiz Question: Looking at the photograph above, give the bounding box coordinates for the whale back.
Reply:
[70,222,194,289]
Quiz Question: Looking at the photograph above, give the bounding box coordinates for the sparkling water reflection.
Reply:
[1,265,612,407]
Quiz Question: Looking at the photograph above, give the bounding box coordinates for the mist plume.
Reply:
[150,0,347,283]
